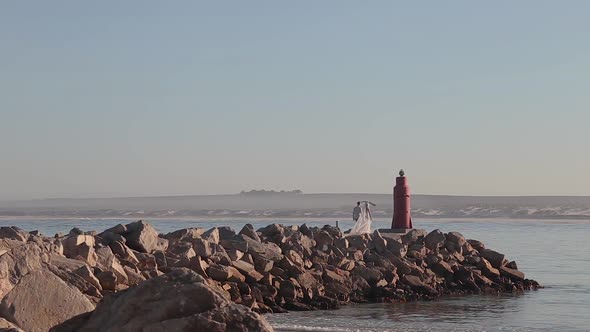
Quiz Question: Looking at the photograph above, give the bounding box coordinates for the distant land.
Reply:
[1,191,590,220]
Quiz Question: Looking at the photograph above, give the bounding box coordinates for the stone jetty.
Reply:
[0,221,541,331]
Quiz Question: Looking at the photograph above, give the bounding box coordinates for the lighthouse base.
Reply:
[378,228,411,234]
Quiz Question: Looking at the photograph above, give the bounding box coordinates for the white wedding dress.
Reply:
[350,202,372,234]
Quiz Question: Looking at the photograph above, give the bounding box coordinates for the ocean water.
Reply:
[1,217,589,332]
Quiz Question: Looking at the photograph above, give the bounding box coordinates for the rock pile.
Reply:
[0,222,541,331]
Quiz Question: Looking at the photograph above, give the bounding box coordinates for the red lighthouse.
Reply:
[392,169,413,230]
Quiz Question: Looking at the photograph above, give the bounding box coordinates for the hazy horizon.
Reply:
[2,1,590,200]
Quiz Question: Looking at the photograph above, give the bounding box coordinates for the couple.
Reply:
[351,201,375,234]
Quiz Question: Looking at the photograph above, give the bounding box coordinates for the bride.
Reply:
[350,201,374,234]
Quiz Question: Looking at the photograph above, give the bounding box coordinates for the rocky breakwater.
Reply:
[0,221,541,332]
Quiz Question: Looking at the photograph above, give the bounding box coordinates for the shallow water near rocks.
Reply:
[1,217,589,331]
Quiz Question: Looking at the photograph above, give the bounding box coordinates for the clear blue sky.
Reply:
[1,1,589,200]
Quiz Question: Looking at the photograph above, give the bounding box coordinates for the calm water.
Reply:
[1,217,589,331]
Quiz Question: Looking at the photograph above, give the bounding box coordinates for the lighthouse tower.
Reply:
[391,169,413,230]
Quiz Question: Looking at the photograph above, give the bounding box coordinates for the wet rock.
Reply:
[51,268,273,332]
[0,268,95,332]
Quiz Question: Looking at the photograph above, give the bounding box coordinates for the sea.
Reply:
[1,217,589,332]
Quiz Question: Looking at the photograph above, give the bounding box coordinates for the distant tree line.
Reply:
[239,189,303,195]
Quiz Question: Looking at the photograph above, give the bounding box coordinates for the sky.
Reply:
[1,1,589,200]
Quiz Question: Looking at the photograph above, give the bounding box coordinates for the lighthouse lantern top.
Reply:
[399,169,405,177]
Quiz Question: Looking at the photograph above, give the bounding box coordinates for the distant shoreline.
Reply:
[1,215,589,223]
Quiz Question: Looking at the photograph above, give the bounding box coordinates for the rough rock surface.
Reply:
[0,268,95,332]
[51,268,273,332]
[0,221,542,331]
[0,317,24,332]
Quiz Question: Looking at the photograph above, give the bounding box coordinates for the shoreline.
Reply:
[1,215,590,224]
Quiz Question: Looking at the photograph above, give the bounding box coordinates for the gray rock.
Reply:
[423,229,446,250]
[95,246,128,285]
[479,258,500,278]
[0,317,24,332]
[402,229,427,245]
[202,228,221,245]
[123,221,161,253]
[50,269,273,332]
[500,266,525,281]
[0,227,28,242]
[238,224,261,242]
[103,224,127,235]
[62,234,96,261]
[446,231,466,246]
[0,268,94,332]
[73,265,102,291]
[372,230,388,254]
[207,264,232,281]
[0,243,47,299]
[96,271,117,291]
[479,249,507,268]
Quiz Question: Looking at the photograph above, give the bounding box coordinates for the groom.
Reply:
[353,201,361,221]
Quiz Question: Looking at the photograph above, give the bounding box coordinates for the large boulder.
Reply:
[62,234,97,266]
[0,227,28,242]
[0,243,47,299]
[446,232,466,246]
[0,268,95,332]
[50,268,273,332]
[123,221,166,253]
[479,249,507,268]
[95,246,128,286]
[423,229,445,250]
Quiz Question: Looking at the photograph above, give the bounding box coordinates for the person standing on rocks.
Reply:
[351,201,374,234]
[353,201,361,222]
